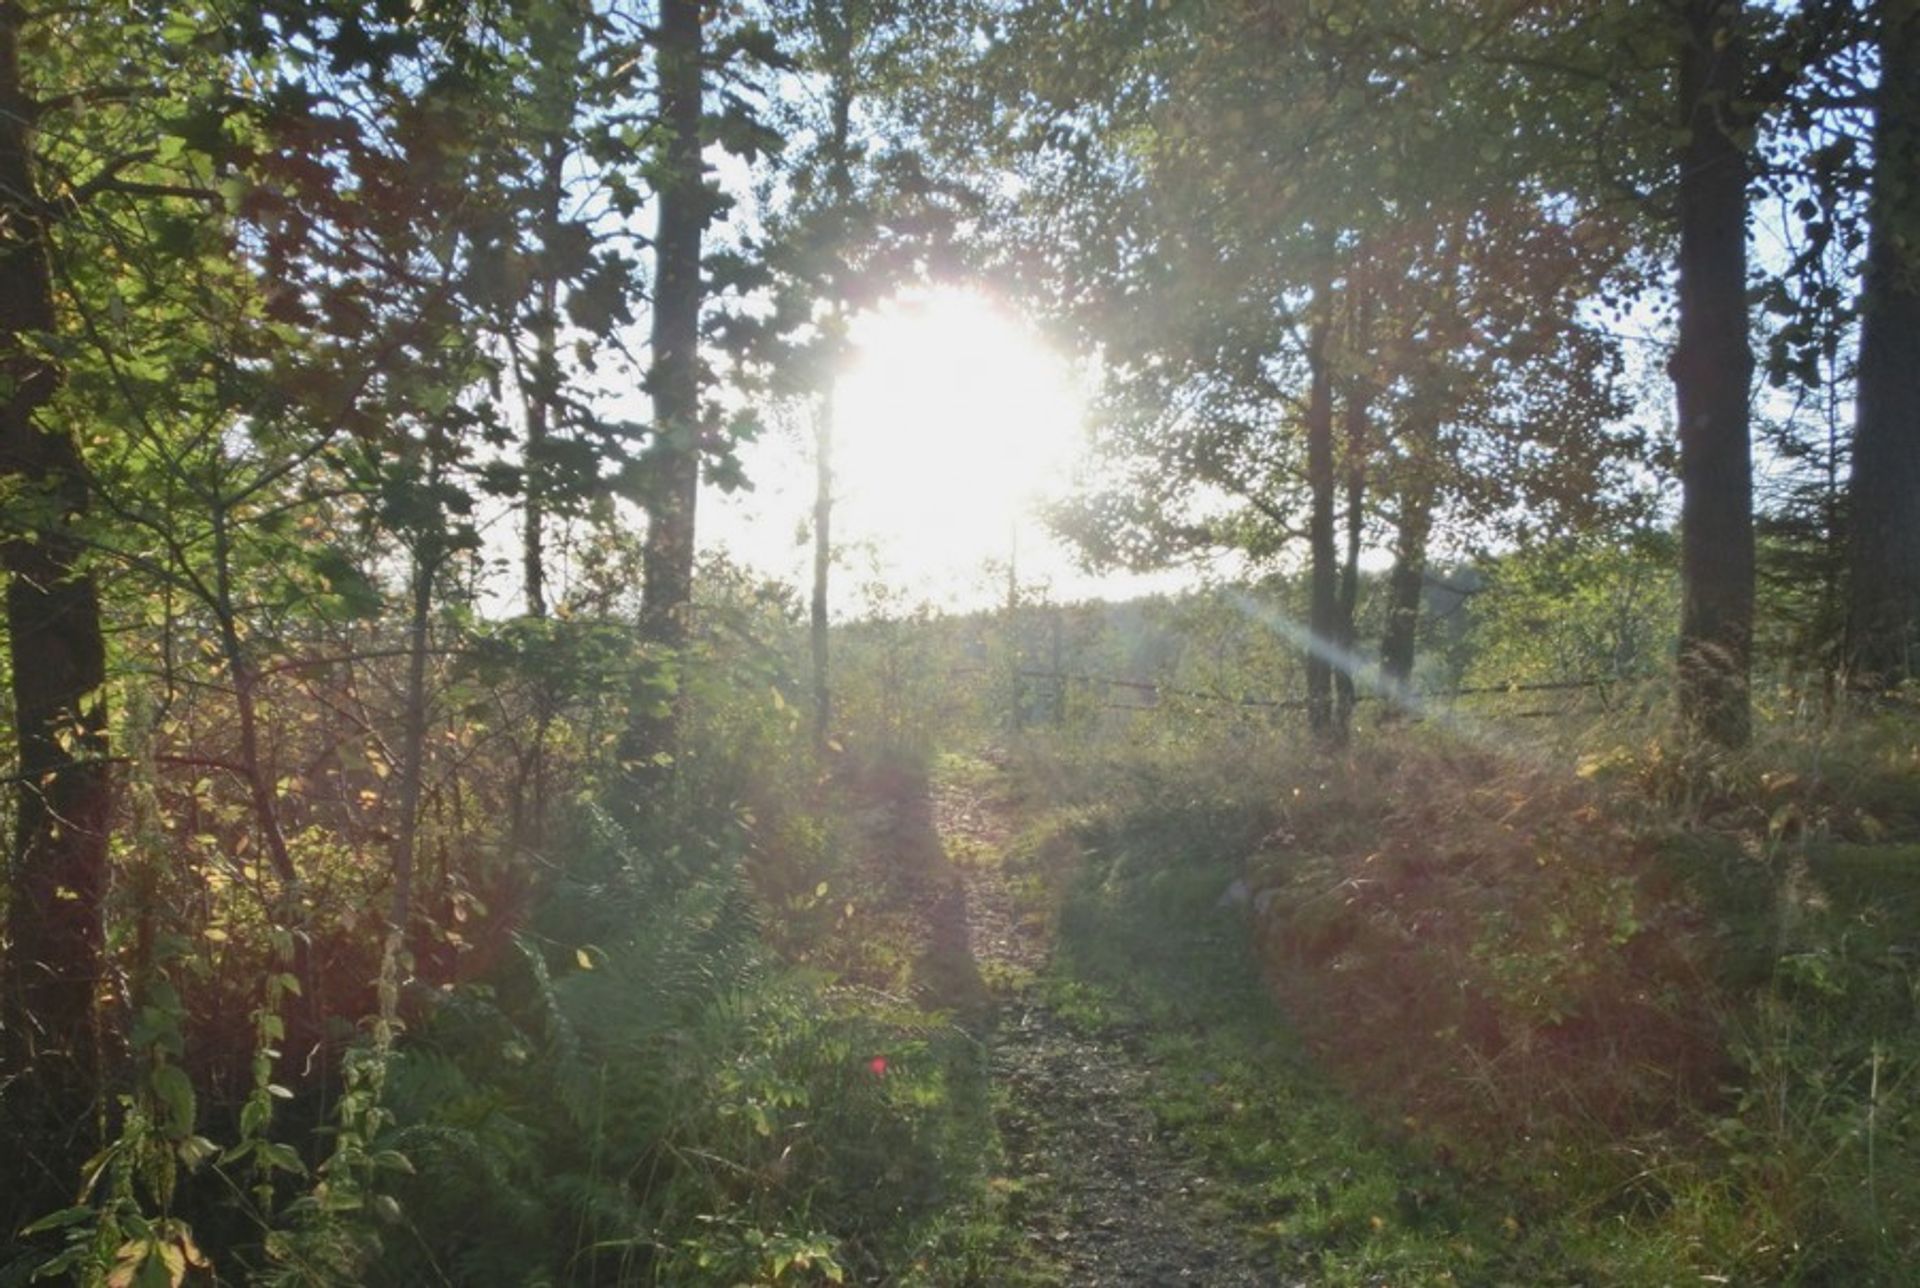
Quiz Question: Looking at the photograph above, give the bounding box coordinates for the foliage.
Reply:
[1004,683,1920,1284]
[1001,727,1586,1284]
[361,809,967,1285]
[1459,531,1679,695]
[1,0,1914,1281]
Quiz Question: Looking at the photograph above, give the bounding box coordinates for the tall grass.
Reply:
[1011,693,1920,1284]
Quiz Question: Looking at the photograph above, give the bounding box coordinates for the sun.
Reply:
[830,289,1085,597]
[699,287,1093,610]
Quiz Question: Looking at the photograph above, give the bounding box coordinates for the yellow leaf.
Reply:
[575,948,595,971]
[106,1241,147,1288]
[177,1230,210,1269]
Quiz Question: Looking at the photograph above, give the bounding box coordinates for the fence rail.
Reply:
[952,665,1653,718]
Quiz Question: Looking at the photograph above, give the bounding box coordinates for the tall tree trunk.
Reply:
[1305,292,1341,745]
[390,551,433,939]
[630,0,705,776]
[0,8,111,1125]
[1005,516,1023,734]
[1333,303,1370,729]
[1846,0,1920,689]
[1381,469,1436,698]
[209,496,329,1054]
[520,0,587,618]
[810,62,854,757]
[1671,0,1755,746]
[522,136,565,620]
[810,383,833,752]
[210,504,297,893]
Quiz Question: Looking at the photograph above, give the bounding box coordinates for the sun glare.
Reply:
[830,290,1085,596]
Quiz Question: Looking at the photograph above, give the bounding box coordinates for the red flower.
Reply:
[867,1056,888,1076]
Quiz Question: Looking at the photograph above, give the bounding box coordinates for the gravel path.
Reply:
[928,767,1272,1287]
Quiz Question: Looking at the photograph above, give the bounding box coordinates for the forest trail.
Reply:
[908,756,1274,1286]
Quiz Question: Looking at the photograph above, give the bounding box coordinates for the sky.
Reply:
[702,288,1200,616]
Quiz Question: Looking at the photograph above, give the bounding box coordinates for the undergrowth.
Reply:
[344,739,1009,1286]
[1007,700,1920,1285]
[1001,739,1569,1285]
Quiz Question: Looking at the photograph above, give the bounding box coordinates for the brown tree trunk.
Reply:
[1381,471,1436,697]
[390,551,433,939]
[0,5,113,1210]
[638,0,704,647]
[811,383,833,752]
[1305,291,1341,745]
[1846,0,1920,689]
[630,0,705,779]
[0,9,110,1076]
[1672,0,1755,746]
[1334,316,1370,729]
[810,63,854,757]
[209,504,297,893]
[522,136,565,620]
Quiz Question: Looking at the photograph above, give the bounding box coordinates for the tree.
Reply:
[634,0,706,687]
[1303,285,1341,741]
[751,0,975,753]
[0,0,113,1130]
[479,0,646,622]
[624,0,785,779]
[1671,0,1757,746]
[1846,0,1920,689]
[995,0,1642,739]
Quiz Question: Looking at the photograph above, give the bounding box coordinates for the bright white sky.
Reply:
[705,288,1194,615]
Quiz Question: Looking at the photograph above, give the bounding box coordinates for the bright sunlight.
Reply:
[833,290,1084,586]
[713,288,1094,610]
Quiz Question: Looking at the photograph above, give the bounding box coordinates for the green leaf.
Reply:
[19,1205,93,1236]
[260,1141,307,1174]
[310,548,383,619]
[150,1065,196,1140]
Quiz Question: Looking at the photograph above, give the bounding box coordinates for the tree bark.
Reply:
[522,135,565,620]
[1381,471,1436,697]
[1671,0,1755,746]
[211,504,297,893]
[1305,290,1341,745]
[1333,311,1370,730]
[638,0,704,648]
[1846,0,1920,689]
[630,0,705,777]
[810,383,833,752]
[390,550,433,939]
[810,61,854,757]
[0,7,112,1120]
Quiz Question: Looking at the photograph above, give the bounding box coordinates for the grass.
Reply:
[1000,702,1920,1285]
[1006,771,1582,1286]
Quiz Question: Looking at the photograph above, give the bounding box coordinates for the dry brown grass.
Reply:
[1250,737,1727,1184]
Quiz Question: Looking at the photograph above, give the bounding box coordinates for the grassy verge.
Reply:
[1001,703,1920,1286]
[1002,765,1586,1286]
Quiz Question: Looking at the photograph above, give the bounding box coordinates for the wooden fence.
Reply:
[955,665,1652,721]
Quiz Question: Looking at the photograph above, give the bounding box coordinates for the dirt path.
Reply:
[926,763,1273,1287]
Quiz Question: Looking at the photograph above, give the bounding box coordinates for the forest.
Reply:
[2,0,1917,1283]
